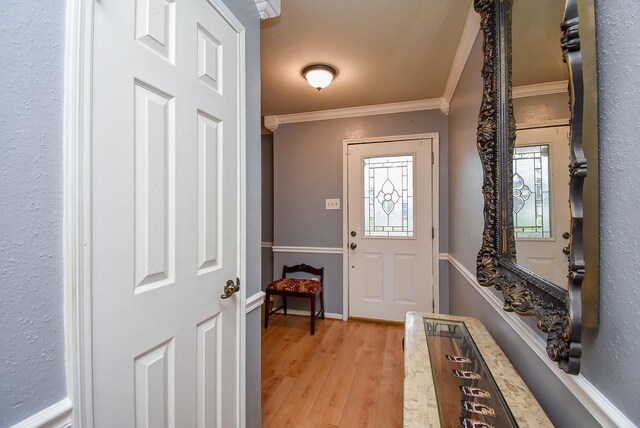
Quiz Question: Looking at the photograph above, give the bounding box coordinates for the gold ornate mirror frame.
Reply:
[474,0,598,375]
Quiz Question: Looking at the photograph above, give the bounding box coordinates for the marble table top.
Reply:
[403,312,553,428]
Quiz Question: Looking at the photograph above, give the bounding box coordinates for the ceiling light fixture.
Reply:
[301,64,338,91]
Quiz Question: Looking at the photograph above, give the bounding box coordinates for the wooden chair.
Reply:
[264,264,325,335]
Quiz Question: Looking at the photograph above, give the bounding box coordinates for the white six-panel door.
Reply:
[347,139,433,321]
[92,0,243,426]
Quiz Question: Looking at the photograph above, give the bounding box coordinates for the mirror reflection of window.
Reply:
[513,145,551,239]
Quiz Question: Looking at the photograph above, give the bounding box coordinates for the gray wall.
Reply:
[514,92,569,123]
[0,2,67,425]
[262,134,274,288]
[272,110,449,314]
[448,1,640,423]
[0,0,263,426]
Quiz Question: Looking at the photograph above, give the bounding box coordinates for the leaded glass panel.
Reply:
[363,155,414,237]
[512,145,551,238]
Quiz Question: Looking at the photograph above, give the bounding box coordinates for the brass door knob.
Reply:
[350,242,357,250]
[221,277,240,299]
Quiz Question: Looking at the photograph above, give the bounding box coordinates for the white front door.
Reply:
[92,0,243,426]
[514,126,571,286]
[347,139,434,321]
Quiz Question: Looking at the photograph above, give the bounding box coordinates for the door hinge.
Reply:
[432,227,435,239]
[431,151,434,165]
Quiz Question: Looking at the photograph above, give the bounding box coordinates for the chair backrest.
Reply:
[282,264,324,286]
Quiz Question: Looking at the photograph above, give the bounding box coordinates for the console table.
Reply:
[404,312,553,427]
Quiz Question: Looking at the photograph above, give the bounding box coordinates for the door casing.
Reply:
[341,133,440,321]
[63,0,247,425]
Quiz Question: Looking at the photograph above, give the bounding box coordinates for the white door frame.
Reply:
[63,1,247,426]
[341,132,440,321]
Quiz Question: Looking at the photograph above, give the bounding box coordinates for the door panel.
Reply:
[134,339,175,428]
[133,82,175,292]
[363,253,384,301]
[197,111,222,273]
[395,255,416,303]
[196,314,222,428]
[92,0,241,426]
[347,139,434,321]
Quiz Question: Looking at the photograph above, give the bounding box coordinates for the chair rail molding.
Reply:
[9,398,72,428]
[272,245,344,255]
[254,0,280,20]
[447,254,636,428]
[246,291,266,313]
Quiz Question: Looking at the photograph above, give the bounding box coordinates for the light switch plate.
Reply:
[325,198,340,210]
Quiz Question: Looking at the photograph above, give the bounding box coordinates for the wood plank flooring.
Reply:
[262,314,404,428]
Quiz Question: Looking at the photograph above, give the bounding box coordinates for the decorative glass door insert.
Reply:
[512,145,551,238]
[363,155,414,237]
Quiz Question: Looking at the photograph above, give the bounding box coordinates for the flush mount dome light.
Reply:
[301,64,338,91]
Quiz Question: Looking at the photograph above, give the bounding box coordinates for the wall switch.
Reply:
[325,198,340,210]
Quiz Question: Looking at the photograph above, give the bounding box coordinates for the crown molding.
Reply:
[442,3,481,104]
[255,0,280,20]
[516,119,570,130]
[513,81,569,98]
[264,98,447,131]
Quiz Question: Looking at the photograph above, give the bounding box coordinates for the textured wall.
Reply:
[448,1,640,423]
[261,134,274,288]
[0,2,68,425]
[1,0,262,426]
[272,110,449,313]
[579,0,640,421]
[513,92,569,123]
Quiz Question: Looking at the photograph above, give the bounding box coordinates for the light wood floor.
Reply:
[262,314,404,428]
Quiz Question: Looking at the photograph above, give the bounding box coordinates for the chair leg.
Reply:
[283,295,288,316]
[264,291,270,329]
[310,295,316,335]
[320,289,325,320]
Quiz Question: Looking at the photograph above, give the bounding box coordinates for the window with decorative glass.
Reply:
[512,145,551,239]
[363,155,414,238]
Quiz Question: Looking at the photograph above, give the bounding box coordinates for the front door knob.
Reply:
[221,277,240,299]
[350,243,357,250]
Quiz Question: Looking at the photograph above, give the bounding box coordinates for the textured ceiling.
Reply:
[260,0,471,116]
[260,0,568,118]
[513,0,569,86]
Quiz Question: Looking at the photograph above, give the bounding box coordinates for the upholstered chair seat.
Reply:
[266,278,322,294]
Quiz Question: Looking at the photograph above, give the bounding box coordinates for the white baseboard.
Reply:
[447,254,636,428]
[274,308,343,320]
[10,398,72,428]
[245,291,265,314]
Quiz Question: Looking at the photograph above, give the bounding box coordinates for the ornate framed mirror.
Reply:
[474,0,598,374]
